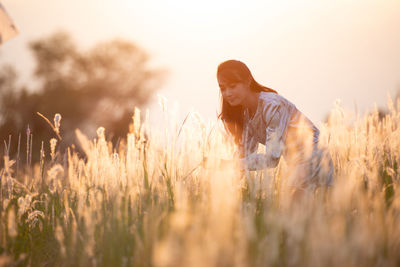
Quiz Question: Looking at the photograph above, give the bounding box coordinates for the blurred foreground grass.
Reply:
[0,97,400,267]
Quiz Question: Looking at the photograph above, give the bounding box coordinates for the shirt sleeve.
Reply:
[239,101,291,171]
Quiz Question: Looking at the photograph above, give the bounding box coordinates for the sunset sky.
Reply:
[1,0,400,127]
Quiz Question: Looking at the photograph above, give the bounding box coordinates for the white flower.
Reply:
[54,113,62,132]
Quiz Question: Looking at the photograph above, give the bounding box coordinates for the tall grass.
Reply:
[0,96,399,267]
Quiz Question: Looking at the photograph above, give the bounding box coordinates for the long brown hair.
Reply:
[217,59,278,150]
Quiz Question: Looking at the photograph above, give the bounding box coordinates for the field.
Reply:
[0,97,399,267]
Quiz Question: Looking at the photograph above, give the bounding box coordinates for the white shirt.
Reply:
[239,91,321,171]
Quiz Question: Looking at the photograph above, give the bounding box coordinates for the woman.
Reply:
[216,59,334,191]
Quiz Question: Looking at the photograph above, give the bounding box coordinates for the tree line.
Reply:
[0,31,167,163]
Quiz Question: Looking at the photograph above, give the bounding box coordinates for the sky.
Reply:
[1,0,400,128]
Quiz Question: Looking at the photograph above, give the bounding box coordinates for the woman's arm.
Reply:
[239,102,290,171]
[238,139,282,170]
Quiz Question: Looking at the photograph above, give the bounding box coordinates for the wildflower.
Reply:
[26,210,44,230]
[27,210,45,222]
[50,138,57,160]
[97,127,105,140]
[17,196,26,217]
[24,194,32,207]
[132,107,141,137]
[47,164,64,179]
[157,94,168,112]
[47,164,64,194]
[54,113,62,132]
[3,156,15,175]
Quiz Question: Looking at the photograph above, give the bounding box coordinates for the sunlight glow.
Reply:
[116,0,289,37]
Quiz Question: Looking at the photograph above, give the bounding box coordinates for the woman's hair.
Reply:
[217,59,278,152]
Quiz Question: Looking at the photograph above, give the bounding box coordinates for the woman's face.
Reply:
[218,76,251,106]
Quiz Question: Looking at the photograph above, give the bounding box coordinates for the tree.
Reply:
[0,31,168,162]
